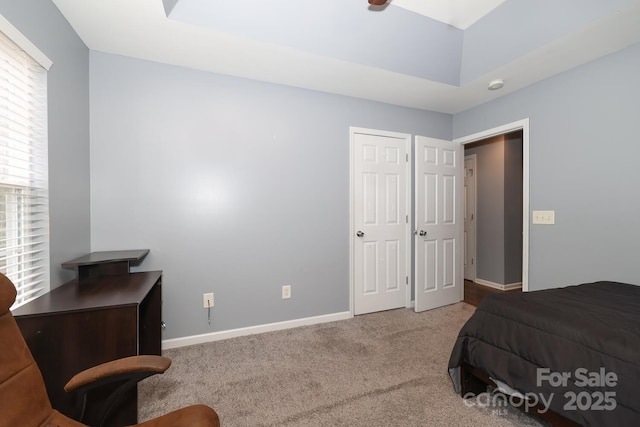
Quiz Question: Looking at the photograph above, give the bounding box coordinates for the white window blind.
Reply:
[0,29,50,309]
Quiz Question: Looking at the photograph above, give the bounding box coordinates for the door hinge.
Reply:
[406,153,408,162]
[406,276,409,285]
[406,215,409,224]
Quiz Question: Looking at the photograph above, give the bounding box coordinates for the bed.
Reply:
[448,281,640,426]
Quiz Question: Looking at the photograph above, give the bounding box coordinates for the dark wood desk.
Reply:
[13,252,161,426]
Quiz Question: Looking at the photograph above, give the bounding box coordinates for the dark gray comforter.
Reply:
[448,281,640,426]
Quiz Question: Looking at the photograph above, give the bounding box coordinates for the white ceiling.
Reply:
[51,0,640,114]
[392,0,507,29]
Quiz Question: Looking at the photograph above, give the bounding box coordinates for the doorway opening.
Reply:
[454,119,530,296]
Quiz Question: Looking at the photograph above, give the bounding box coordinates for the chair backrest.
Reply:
[0,272,55,426]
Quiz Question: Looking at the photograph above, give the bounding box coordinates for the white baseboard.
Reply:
[503,282,523,291]
[162,311,353,350]
[474,278,522,291]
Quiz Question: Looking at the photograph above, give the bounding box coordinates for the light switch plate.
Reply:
[532,210,555,225]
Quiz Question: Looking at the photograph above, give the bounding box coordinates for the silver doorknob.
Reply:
[356,230,364,238]
[418,230,427,236]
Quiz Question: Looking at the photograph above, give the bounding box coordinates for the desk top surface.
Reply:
[61,250,150,269]
[12,270,162,317]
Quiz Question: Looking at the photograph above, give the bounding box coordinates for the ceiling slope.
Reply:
[51,0,640,113]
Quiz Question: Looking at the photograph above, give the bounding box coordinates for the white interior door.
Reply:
[464,155,477,281]
[352,129,410,315]
[414,136,463,312]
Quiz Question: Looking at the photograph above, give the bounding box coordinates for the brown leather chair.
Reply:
[0,273,220,427]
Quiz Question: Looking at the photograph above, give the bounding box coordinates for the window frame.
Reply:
[0,17,53,309]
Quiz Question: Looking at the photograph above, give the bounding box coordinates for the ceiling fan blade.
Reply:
[368,0,388,5]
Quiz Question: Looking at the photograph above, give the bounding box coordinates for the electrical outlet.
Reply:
[203,292,214,308]
[282,285,291,299]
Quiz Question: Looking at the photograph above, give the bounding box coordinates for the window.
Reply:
[0,28,50,309]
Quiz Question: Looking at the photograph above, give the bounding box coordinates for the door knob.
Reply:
[419,230,427,236]
[356,230,364,238]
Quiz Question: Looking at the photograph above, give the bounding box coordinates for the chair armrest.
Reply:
[64,355,172,425]
[64,355,171,392]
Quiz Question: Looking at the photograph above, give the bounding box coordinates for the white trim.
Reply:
[162,311,352,350]
[474,278,502,290]
[349,127,412,315]
[454,118,530,292]
[503,282,523,291]
[0,15,53,70]
[475,278,523,291]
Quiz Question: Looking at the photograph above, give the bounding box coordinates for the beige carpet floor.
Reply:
[139,302,544,426]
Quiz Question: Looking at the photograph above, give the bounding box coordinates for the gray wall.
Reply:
[454,41,640,291]
[504,132,523,284]
[89,52,452,340]
[6,0,637,340]
[0,0,91,287]
[464,137,505,284]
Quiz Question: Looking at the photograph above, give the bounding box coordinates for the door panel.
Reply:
[464,155,477,281]
[422,240,437,291]
[353,130,409,315]
[415,136,463,312]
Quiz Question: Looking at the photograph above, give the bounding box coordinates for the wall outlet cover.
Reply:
[282,285,291,299]
[203,292,214,308]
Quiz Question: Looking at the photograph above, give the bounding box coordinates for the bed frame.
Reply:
[460,363,581,427]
